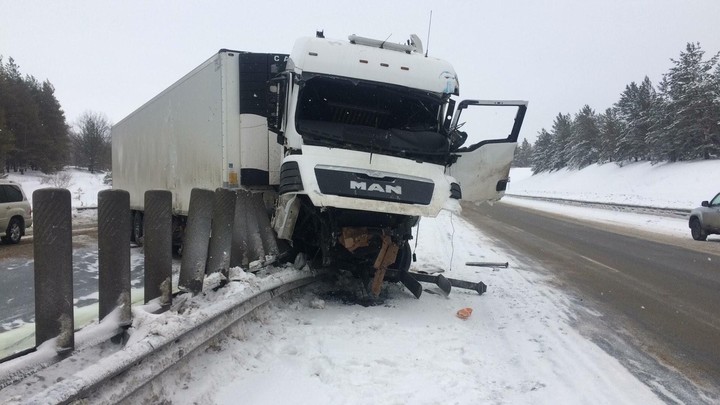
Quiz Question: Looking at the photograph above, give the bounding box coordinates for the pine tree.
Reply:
[513,138,533,167]
[531,129,554,173]
[0,57,70,173]
[0,58,17,173]
[597,108,623,163]
[549,113,573,170]
[0,58,43,172]
[615,77,657,163]
[656,43,720,160]
[34,80,70,172]
[567,105,600,169]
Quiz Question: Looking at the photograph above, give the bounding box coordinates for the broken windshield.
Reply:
[295,75,454,164]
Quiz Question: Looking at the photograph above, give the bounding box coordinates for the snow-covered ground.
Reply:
[507,160,720,209]
[504,161,720,241]
[4,167,110,209]
[139,211,663,404]
[2,161,718,403]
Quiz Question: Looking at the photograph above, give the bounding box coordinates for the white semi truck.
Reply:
[112,32,527,294]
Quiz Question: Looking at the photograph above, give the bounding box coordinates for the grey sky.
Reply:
[2,0,719,143]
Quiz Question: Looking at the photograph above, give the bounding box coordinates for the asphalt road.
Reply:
[462,202,720,402]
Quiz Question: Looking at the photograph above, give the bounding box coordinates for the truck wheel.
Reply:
[3,218,23,244]
[690,218,707,241]
[132,211,144,246]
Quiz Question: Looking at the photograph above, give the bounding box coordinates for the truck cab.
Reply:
[268,33,527,273]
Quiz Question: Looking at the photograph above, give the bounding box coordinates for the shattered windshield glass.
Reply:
[295,75,454,164]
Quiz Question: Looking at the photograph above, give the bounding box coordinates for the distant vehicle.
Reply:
[689,192,720,241]
[0,180,33,244]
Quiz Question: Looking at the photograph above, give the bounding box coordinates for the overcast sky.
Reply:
[2,0,719,143]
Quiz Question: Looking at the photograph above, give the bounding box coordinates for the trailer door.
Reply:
[447,100,527,203]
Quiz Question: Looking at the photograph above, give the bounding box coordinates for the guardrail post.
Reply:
[253,192,279,259]
[179,188,214,295]
[33,188,74,352]
[144,190,173,306]
[207,188,237,277]
[98,189,132,325]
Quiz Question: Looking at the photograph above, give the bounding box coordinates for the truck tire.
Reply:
[132,211,144,246]
[2,218,22,244]
[690,218,707,241]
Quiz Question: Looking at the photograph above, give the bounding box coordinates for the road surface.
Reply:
[462,201,720,401]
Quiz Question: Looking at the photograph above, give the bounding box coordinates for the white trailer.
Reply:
[112,50,287,215]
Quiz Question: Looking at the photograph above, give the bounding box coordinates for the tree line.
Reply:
[0,56,111,175]
[513,42,720,173]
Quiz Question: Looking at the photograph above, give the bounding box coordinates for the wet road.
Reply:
[0,232,146,331]
[462,202,720,401]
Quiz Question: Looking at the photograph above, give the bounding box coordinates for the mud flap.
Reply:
[408,272,486,295]
[399,272,423,299]
[408,272,452,296]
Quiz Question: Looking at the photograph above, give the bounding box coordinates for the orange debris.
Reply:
[456,307,473,320]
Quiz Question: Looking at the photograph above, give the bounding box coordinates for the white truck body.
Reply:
[112,33,527,280]
[112,50,286,215]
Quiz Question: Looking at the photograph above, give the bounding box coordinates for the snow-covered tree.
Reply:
[513,138,533,167]
[654,42,720,160]
[531,129,554,173]
[568,105,600,169]
[549,113,573,170]
[597,107,623,163]
[615,77,657,163]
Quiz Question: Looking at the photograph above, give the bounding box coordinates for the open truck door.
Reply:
[447,100,528,203]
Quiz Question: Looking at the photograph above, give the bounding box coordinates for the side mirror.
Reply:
[701,201,709,207]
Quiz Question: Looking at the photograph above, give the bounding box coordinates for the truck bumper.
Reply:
[281,145,455,218]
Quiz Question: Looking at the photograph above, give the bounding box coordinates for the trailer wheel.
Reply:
[132,211,144,246]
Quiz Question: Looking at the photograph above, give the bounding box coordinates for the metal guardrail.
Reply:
[2,269,322,404]
[504,194,691,219]
[0,187,324,403]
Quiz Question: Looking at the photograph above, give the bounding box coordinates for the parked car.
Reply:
[0,180,33,244]
[689,192,720,241]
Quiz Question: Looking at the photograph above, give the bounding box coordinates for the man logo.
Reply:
[350,181,402,195]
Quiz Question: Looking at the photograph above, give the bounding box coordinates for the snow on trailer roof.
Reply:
[288,35,460,96]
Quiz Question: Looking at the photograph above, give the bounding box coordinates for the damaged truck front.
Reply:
[269,34,527,294]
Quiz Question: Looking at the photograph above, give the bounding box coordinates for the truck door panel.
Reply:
[447,100,527,203]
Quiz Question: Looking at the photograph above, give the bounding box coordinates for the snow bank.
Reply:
[508,160,720,209]
[5,167,109,208]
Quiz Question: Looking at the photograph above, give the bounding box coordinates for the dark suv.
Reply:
[689,192,720,241]
[0,180,33,244]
